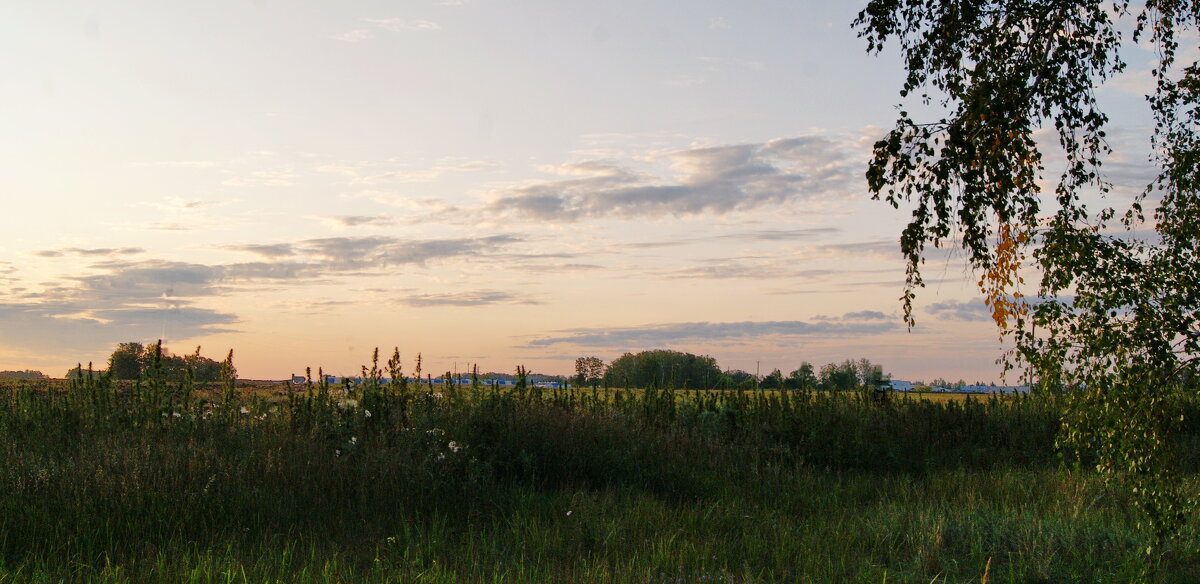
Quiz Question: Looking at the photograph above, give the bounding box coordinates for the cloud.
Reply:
[343,159,497,184]
[34,247,144,258]
[68,261,225,302]
[527,315,897,348]
[717,227,839,242]
[129,222,203,232]
[925,295,1073,323]
[0,301,237,353]
[926,299,992,322]
[222,169,296,187]
[621,227,840,252]
[708,16,730,29]
[332,29,373,42]
[40,235,522,305]
[699,56,765,72]
[397,290,541,307]
[840,310,889,321]
[222,243,297,258]
[512,262,605,273]
[665,261,797,280]
[362,17,441,32]
[486,133,864,222]
[143,160,217,168]
[1,233,528,358]
[664,260,846,281]
[316,215,396,229]
[297,234,521,269]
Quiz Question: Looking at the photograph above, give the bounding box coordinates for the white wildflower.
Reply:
[364,409,372,418]
[349,436,358,445]
[426,428,445,436]
[447,441,461,453]
[239,406,249,414]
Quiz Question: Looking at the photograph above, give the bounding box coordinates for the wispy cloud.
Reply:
[1,233,531,354]
[527,314,897,348]
[315,215,397,229]
[128,222,205,232]
[512,262,605,273]
[486,133,864,222]
[926,299,991,322]
[222,169,296,187]
[663,260,821,280]
[321,159,496,184]
[0,301,237,352]
[699,55,765,72]
[397,290,541,307]
[361,17,441,32]
[34,247,144,258]
[221,243,296,258]
[32,235,523,306]
[332,29,373,42]
[140,160,217,168]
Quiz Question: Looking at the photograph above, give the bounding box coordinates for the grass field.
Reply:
[1,366,1197,582]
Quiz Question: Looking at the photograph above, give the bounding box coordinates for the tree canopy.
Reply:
[107,342,229,383]
[603,350,722,389]
[856,0,1200,542]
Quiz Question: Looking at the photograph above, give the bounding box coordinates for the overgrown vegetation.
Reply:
[1,346,1197,582]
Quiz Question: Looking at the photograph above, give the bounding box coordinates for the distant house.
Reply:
[290,374,306,384]
[889,380,915,392]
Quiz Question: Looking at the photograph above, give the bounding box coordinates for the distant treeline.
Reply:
[66,342,232,383]
[0,370,46,380]
[578,350,889,391]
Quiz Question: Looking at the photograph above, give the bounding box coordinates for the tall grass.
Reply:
[0,350,1196,582]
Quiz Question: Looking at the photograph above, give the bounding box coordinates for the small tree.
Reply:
[856,0,1200,542]
[108,342,144,380]
[786,362,817,391]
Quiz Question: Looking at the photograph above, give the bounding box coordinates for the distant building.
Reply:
[889,380,915,392]
[994,385,1032,395]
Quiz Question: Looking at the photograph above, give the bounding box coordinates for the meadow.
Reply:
[1,356,1198,583]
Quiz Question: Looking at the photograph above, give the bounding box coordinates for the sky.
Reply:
[0,1,1168,382]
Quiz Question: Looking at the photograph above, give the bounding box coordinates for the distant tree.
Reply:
[603,350,721,389]
[717,369,756,390]
[819,360,859,391]
[785,362,817,391]
[760,369,784,390]
[185,347,224,383]
[574,356,604,387]
[105,341,225,383]
[108,342,144,380]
